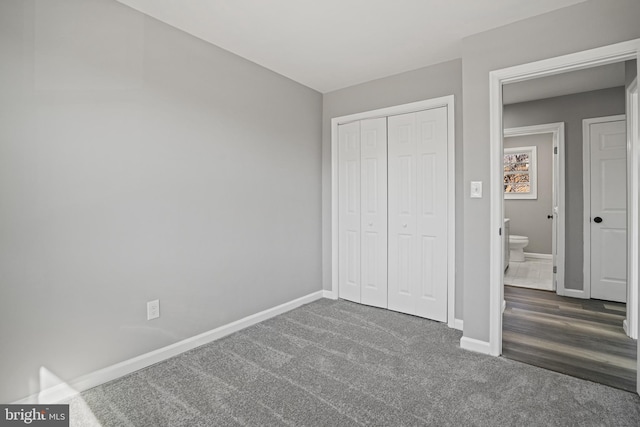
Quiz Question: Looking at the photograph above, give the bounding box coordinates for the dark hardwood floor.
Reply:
[502,285,637,393]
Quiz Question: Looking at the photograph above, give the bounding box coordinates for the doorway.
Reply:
[487,39,640,394]
[502,123,565,293]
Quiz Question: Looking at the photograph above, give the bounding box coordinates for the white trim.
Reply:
[446,99,456,329]
[488,39,640,361]
[626,77,639,340]
[330,95,457,327]
[14,291,326,404]
[453,318,464,331]
[489,71,505,357]
[562,288,588,299]
[460,336,491,355]
[582,114,626,300]
[322,289,339,300]
[504,122,565,294]
[523,252,553,260]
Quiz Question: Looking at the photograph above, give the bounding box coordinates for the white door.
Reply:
[360,118,388,308]
[338,121,361,303]
[589,119,627,302]
[388,108,448,321]
[338,118,387,307]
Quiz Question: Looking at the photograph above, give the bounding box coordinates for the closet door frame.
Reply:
[330,95,457,328]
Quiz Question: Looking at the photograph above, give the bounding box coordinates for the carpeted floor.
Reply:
[65,299,640,426]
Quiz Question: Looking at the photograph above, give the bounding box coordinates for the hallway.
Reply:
[502,285,637,392]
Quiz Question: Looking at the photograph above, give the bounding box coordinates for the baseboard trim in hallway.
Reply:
[14,290,326,404]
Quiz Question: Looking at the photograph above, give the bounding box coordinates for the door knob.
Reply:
[594,216,603,223]
[547,215,553,219]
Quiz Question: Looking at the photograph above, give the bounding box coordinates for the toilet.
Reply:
[509,235,529,262]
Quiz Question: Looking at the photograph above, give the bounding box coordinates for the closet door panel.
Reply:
[415,108,448,321]
[360,118,388,308]
[388,108,448,321]
[388,113,418,314]
[338,122,361,303]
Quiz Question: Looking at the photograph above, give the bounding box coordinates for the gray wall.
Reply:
[0,0,322,403]
[322,59,464,320]
[504,87,626,290]
[462,0,640,343]
[504,133,554,255]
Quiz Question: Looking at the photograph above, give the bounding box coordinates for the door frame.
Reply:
[330,95,456,328]
[627,78,639,339]
[488,39,640,363]
[503,122,565,293]
[582,115,627,302]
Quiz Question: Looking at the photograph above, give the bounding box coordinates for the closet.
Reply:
[337,106,449,322]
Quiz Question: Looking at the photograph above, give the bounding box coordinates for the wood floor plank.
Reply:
[503,316,635,359]
[604,303,626,312]
[504,308,631,342]
[506,298,626,326]
[502,343,637,392]
[502,330,636,370]
[502,286,637,393]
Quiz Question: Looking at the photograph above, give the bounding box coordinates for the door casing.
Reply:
[626,78,639,339]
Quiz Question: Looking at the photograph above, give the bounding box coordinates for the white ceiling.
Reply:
[116,0,588,93]
[503,62,627,105]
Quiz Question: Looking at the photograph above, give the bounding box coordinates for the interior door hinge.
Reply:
[499,227,502,236]
[554,146,558,154]
[553,266,557,274]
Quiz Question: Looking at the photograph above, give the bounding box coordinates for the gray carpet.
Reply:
[65,299,640,426]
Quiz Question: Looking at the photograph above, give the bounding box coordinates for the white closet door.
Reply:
[338,122,361,303]
[360,118,387,308]
[414,108,448,320]
[388,113,417,314]
[388,107,448,321]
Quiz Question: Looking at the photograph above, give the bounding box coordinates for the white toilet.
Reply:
[509,235,529,262]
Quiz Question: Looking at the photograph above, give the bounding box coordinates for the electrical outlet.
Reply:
[147,299,160,320]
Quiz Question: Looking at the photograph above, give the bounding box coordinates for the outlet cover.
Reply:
[147,299,160,320]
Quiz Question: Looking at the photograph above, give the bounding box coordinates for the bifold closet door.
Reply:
[338,118,387,307]
[387,108,448,321]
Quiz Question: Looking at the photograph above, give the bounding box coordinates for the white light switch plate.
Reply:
[470,181,483,198]
[147,299,160,320]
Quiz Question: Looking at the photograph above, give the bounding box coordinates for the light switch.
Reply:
[470,181,483,198]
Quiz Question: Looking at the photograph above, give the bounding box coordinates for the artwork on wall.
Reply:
[504,146,537,199]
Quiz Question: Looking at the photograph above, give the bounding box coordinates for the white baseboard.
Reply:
[453,318,463,331]
[505,281,555,292]
[460,336,491,355]
[14,290,326,404]
[524,252,553,260]
[322,289,339,300]
[558,288,588,299]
